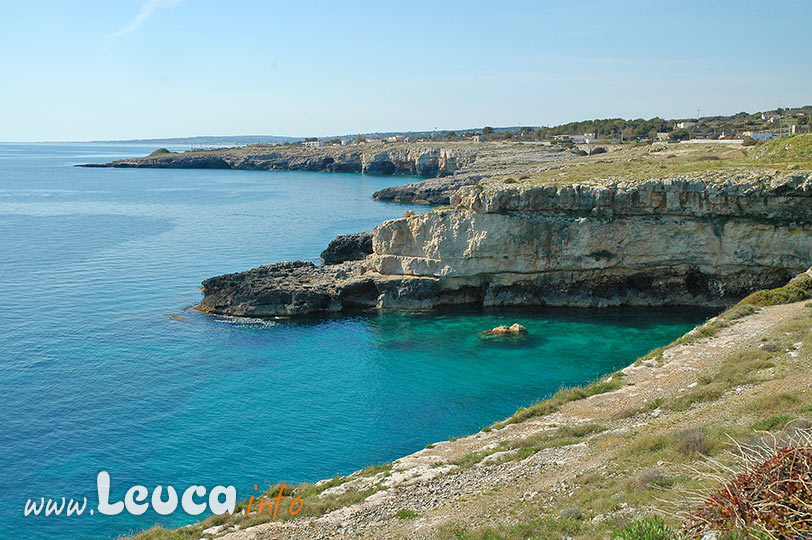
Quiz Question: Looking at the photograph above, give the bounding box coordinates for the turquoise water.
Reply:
[0,143,711,539]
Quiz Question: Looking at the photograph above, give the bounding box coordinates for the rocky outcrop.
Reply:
[370,173,812,308]
[320,232,373,264]
[82,145,475,178]
[372,145,573,204]
[199,172,812,316]
[197,260,478,317]
[199,261,377,317]
[481,323,528,336]
[372,174,482,204]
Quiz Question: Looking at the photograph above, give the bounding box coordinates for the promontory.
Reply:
[85,135,812,316]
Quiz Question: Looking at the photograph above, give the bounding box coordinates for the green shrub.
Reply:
[395,509,419,519]
[737,273,812,307]
[611,516,679,540]
[751,414,795,431]
[558,506,584,520]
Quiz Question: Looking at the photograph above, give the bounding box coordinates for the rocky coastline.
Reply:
[120,137,812,540]
[84,138,812,316]
[81,142,575,204]
[199,170,812,317]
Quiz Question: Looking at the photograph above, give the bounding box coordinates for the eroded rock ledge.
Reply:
[198,173,812,316]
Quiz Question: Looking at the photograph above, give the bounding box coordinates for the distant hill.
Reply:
[90,135,303,146]
[89,128,534,145]
[86,105,811,145]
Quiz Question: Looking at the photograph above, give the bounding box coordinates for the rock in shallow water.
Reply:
[482,323,528,336]
[197,261,376,317]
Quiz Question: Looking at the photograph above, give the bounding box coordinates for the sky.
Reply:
[1,0,811,141]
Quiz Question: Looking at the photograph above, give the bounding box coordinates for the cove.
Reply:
[0,143,712,540]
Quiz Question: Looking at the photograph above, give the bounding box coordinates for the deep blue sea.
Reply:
[0,143,711,539]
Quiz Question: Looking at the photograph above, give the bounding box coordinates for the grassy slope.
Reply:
[487,134,812,187]
[438,275,812,540]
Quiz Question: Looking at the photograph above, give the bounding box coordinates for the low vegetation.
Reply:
[492,372,625,429]
[737,270,812,307]
[752,132,812,162]
[433,279,812,540]
[684,435,812,539]
[486,134,812,188]
[610,516,678,540]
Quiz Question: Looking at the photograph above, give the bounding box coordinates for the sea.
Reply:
[0,143,712,539]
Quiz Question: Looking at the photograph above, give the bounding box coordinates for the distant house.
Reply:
[761,113,780,123]
[303,140,322,147]
[676,121,696,129]
[655,132,670,141]
[472,135,481,143]
[570,133,598,144]
[743,125,797,141]
[750,132,778,141]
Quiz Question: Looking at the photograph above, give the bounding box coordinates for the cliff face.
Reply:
[198,172,812,316]
[91,146,475,178]
[450,173,812,221]
[186,133,812,316]
[369,173,812,308]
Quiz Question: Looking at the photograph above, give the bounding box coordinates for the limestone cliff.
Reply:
[198,171,812,316]
[85,145,474,178]
[370,173,812,308]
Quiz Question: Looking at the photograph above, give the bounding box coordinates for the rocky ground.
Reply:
[371,144,576,203]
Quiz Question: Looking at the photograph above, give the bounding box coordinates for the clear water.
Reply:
[0,143,711,539]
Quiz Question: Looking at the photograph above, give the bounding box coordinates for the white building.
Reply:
[303,140,322,147]
[570,133,598,144]
[742,125,797,141]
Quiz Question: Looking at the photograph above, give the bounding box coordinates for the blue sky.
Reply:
[1,0,810,141]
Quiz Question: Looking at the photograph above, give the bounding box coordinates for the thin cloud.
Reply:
[107,0,181,38]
